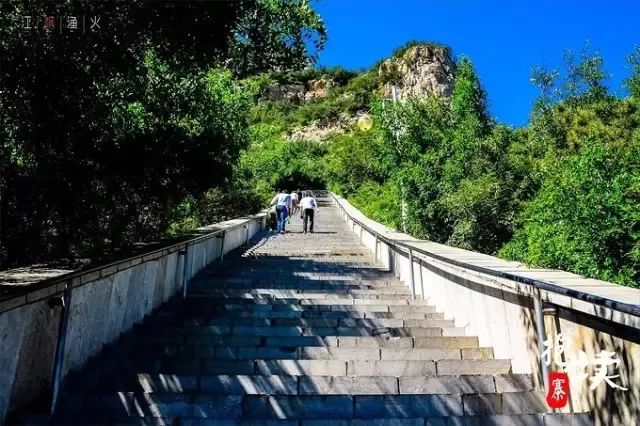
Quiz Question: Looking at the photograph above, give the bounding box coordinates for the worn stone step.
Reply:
[174,299,436,316]
[301,415,594,426]
[86,358,510,377]
[184,297,431,307]
[136,318,455,333]
[241,310,446,320]
[202,281,407,289]
[195,280,405,288]
[54,391,553,420]
[15,415,302,426]
[103,345,475,362]
[188,291,413,300]
[200,265,394,273]
[130,324,455,338]
[205,274,393,282]
[149,307,445,323]
[42,414,595,426]
[244,392,547,419]
[66,373,535,396]
[352,392,548,419]
[119,333,478,350]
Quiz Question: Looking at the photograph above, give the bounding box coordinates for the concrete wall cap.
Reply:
[331,192,640,321]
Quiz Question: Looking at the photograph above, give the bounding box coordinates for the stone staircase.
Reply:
[20,196,592,425]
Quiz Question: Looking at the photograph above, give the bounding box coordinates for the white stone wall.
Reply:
[332,192,639,425]
[0,213,266,422]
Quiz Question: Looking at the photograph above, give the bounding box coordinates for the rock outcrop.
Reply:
[304,78,333,103]
[263,84,306,104]
[266,44,456,142]
[379,44,455,100]
[262,79,333,104]
[287,114,354,142]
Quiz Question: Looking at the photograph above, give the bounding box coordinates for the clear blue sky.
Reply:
[314,0,640,127]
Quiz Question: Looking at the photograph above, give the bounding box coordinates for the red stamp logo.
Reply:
[546,372,570,408]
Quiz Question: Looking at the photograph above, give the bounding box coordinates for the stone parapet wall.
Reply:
[332,193,639,426]
[0,213,266,423]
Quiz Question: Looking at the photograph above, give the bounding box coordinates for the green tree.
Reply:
[625,46,640,100]
[227,0,327,77]
[562,47,610,104]
[501,136,640,287]
[450,57,491,133]
[0,0,326,266]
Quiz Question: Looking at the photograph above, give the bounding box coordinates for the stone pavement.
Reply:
[17,195,593,425]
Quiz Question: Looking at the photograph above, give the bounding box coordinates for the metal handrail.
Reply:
[330,192,640,318]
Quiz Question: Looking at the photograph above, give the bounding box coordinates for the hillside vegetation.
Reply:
[1,0,637,291]
[239,43,640,288]
[0,0,325,266]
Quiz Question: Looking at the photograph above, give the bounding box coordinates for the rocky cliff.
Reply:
[263,84,306,104]
[259,43,457,142]
[379,44,455,100]
[262,78,334,104]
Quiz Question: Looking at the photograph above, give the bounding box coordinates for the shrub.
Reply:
[501,137,640,287]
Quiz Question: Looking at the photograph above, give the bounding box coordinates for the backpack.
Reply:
[266,210,278,230]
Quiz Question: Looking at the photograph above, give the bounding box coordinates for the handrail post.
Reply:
[220,230,226,262]
[533,287,549,392]
[180,247,189,299]
[374,235,379,263]
[49,283,73,415]
[408,249,416,299]
[387,245,394,274]
[419,259,425,300]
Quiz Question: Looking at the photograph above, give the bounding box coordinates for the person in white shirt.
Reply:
[299,191,318,234]
[290,191,299,215]
[270,190,292,233]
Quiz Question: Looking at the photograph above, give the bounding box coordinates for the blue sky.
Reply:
[314,0,640,127]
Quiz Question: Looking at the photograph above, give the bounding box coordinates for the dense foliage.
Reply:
[1,0,637,290]
[240,45,639,287]
[0,0,325,266]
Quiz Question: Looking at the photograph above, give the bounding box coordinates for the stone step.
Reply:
[136,318,455,330]
[53,391,554,420]
[204,272,398,280]
[207,303,438,314]
[138,316,455,330]
[102,345,486,361]
[219,277,397,283]
[170,304,439,317]
[65,373,534,395]
[117,335,480,349]
[244,258,378,265]
[190,292,415,300]
[129,324,464,338]
[189,289,413,299]
[213,266,398,272]
[193,282,408,291]
[40,413,595,426]
[184,297,432,306]
[239,311,446,320]
[320,414,593,426]
[85,358,511,376]
[143,312,447,328]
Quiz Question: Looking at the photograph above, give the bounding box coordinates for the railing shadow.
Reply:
[39,229,477,424]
